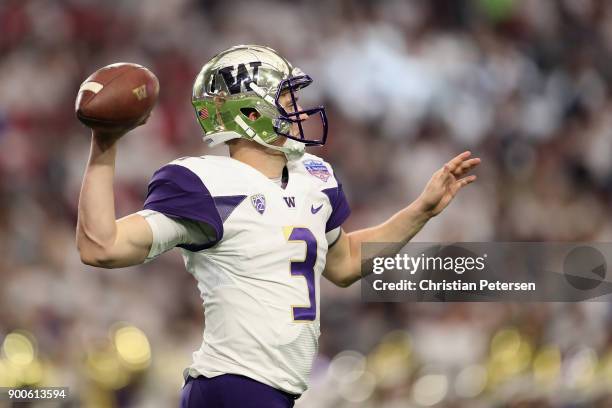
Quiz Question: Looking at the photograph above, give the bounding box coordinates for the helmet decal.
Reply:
[212,62,262,95]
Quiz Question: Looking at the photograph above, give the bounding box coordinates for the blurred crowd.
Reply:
[1,0,612,406]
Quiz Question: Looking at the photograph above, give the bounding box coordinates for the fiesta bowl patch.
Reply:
[303,159,330,182]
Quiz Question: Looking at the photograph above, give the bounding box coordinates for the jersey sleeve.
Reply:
[143,163,223,250]
[325,227,342,247]
[137,209,216,262]
[322,180,351,233]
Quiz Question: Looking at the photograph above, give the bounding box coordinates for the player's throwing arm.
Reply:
[75,63,159,268]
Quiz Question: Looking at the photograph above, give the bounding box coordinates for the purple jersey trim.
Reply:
[144,164,238,251]
[214,195,247,222]
[322,183,351,232]
[178,196,246,251]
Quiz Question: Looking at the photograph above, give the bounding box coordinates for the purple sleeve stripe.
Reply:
[176,196,246,252]
[144,164,223,249]
[214,195,247,222]
[322,184,351,232]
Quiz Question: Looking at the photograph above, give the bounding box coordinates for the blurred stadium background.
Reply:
[2,0,612,406]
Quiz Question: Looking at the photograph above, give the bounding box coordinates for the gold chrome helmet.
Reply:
[192,45,327,159]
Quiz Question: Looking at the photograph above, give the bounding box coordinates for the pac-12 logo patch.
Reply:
[303,160,330,182]
[250,193,266,215]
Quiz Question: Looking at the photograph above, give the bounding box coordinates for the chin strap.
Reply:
[234,115,305,160]
[247,82,276,105]
[202,131,240,147]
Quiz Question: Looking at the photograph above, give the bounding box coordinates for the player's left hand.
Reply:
[416,151,481,217]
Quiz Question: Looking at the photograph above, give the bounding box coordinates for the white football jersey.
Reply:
[141,153,350,395]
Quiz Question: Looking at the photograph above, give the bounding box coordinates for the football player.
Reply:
[76,45,480,407]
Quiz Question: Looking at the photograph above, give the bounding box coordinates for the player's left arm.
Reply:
[323,151,481,288]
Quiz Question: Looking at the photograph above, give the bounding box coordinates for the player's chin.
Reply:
[259,135,283,157]
[269,148,286,157]
[269,135,289,152]
[271,134,288,146]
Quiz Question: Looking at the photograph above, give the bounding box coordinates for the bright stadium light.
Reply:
[455,364,487,398]
[532,345,561,386]
[2,331,36,367]
[338,370,377,403]
[113,325,151,371]
[413,374,449,406]
[328,350,366,384]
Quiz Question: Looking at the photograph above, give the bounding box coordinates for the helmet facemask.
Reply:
[272,74,328,147]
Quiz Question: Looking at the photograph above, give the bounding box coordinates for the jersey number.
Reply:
[286,227,317,321]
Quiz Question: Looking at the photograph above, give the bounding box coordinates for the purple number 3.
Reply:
[287,227,317,321]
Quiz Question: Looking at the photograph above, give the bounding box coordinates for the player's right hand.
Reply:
[91,112,150,147]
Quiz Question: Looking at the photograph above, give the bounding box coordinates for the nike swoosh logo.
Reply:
[311,204,324,214]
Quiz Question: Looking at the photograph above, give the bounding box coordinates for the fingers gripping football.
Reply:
[76,63,159,135]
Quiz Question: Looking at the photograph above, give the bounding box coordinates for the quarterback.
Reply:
[76,45,480,407]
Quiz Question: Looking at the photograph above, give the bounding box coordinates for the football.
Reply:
[75,63,159,132]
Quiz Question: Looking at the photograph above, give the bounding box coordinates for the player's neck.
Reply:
[228,141,287,179]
